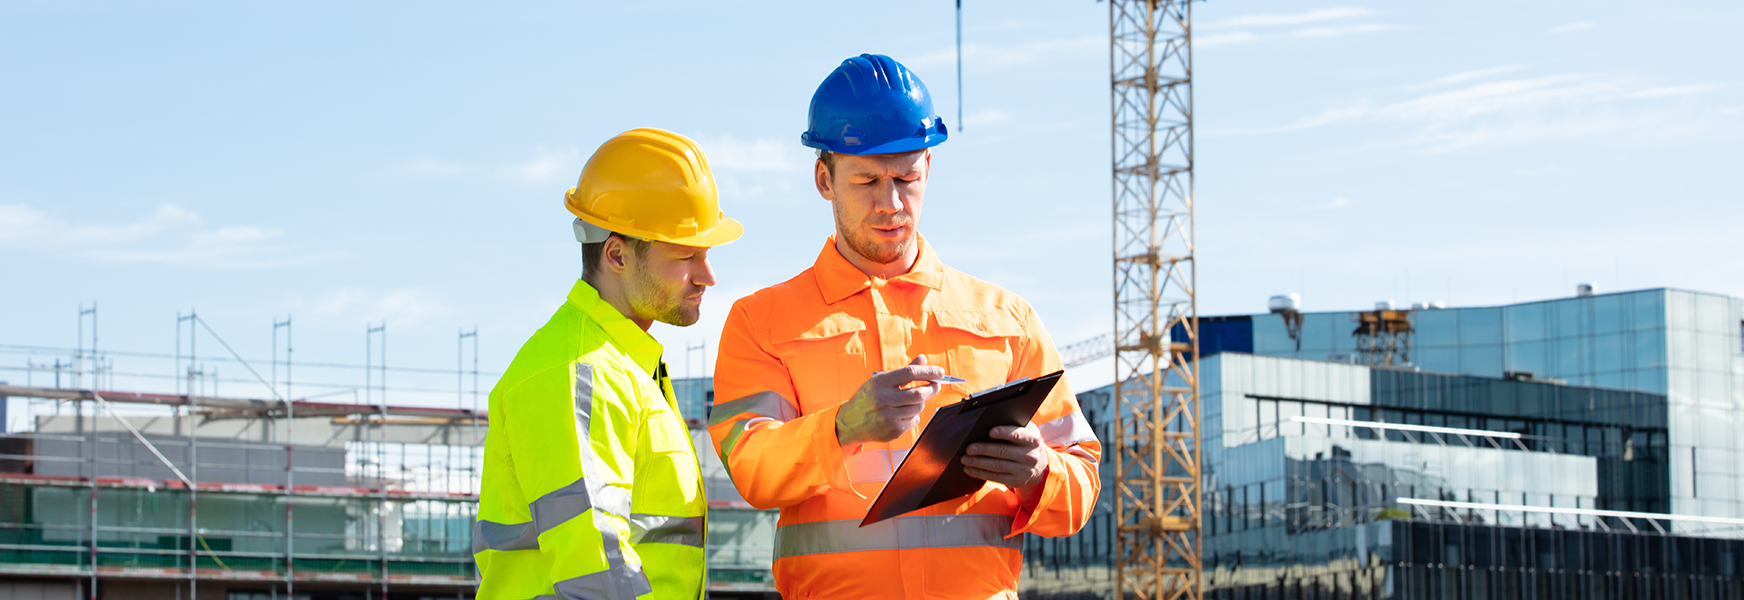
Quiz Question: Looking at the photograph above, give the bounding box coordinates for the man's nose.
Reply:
[873,181,904,214]
[693,256,718,287]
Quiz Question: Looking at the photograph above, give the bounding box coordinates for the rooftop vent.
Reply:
[1268,293,1302,313]
[1577,283,1595,297]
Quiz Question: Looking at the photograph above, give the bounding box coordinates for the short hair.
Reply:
[581,232,652,284]
[816,149,837,178]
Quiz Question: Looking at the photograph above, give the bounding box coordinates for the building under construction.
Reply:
[0,316,776,600]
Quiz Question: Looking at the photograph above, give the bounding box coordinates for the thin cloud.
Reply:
[693,135,810,173]
[1636,84,1722,98]
[301,287,455,329]
[908,36,1102,70]
[1551,22,1596,34]
[497,146,581,184]
[388,146,583,185]
[1290,24,1401,38]
[1217,71,1732,153]
[1198,8,1395,48]
[1405,65,1528,90]
[1198,32,1260,48]
[1316,197,1356,210]
[1215,7,1375,28]
[0,203,332,269]
[963,108,1016,127]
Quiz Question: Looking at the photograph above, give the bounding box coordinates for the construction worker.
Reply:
[708,54,1101,599]
[474,128,741,600]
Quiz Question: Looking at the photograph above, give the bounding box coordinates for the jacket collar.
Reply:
[813,234,946,305]
[566,280,663,377]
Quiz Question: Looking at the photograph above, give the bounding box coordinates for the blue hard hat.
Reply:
[800,54,949,155]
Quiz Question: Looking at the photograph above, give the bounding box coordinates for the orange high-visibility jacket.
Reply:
[709,236,1101,600]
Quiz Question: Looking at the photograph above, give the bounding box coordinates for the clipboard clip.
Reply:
[962,376,1032,409]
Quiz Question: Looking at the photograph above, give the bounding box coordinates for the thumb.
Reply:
[910,355,928,366]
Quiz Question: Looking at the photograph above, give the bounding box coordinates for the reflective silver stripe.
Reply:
[547,363,648,600]
[551,555,651,600]
[718,416,773,463]
[708,391,799,426]
[1037,411,1098,448]
[628,514,705,548]
[845,448,911,484]
[473,519,538,554]
[572,364,633,518]
[774,513,1021,559]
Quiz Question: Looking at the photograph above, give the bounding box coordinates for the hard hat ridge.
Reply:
[801,53,948,156]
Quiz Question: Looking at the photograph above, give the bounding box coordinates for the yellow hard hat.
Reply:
[564,128,743,247]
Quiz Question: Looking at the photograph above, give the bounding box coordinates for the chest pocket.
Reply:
[646,407,692,455]
[772,313,868,413]
[932,310,1024,392]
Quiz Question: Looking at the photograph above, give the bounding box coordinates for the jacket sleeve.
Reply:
[504,360,652,599]
[707,299,859,509]
[1008,303,1103,538]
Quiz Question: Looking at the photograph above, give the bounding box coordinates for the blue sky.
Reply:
[2,0,1739,411]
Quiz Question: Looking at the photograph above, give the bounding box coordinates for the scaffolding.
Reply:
[0,306,779,599]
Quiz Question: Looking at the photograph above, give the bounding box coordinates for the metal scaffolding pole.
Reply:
[1110,1,1201,599]
[274,316,295,598]
[367,322,388,598]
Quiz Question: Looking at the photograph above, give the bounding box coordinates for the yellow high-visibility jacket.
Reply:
[475,280,706,600]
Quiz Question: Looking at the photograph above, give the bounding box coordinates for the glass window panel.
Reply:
[1417,347,1460,374]
[1697,333,1728,372]
[1594,294,1625,334]
[1667,329,1696,371]
[1633,329,1667,371]
[1459,344,1503,378]
[1630,290,1666,331]
[1556,299,1587,340]
[1506,340,1549,376]
[1696,293,1730,334]
[1416,309,1459,347]
[1298,313,1339,353]
[1553,338,1582,378]
[1505,303,1548,342]
[1594,333,1624,373]
[1460,308,1504,346]
[1252,314,1297,355]
[1667,290,1695,332]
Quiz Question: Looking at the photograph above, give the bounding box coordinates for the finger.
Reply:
[962,465,1020,487]
[886,402,925,420]
[966,442,1016,460]
[880,384,937,407]
[882,363,946,386]
[910,355,928,366]
[989,425,1043,446]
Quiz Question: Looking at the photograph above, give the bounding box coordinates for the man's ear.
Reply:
[602,236,631,275]
[814,159,835,201]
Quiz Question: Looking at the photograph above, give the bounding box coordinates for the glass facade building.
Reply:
[1018,288,1744,599]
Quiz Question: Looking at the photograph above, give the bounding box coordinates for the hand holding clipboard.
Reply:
[860,370,1065,527]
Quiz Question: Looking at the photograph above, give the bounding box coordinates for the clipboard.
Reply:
[859,370,1065,527]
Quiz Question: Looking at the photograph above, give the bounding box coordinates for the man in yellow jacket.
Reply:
[474,128,742,600]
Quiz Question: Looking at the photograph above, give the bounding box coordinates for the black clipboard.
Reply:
[859,370,1065,527]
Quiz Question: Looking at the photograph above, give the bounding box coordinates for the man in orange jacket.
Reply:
[708,53,1101,599]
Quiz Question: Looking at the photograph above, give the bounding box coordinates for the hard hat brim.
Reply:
[800,130,947,156]
[576,213,744,248]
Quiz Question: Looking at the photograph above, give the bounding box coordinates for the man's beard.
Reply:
[627,264,701,327]
[834,204,914,265]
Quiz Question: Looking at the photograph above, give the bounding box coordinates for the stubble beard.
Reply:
[627,264,701,327]
[834,203,914,266]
